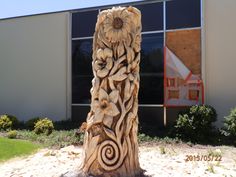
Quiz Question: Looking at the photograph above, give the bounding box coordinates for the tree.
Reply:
[80,6,142,177]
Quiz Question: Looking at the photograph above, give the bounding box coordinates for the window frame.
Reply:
[69,0,204,113]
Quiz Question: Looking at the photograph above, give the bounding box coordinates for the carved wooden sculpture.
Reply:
[80,6,142,177]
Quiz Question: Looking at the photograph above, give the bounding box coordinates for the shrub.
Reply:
[138,133,153,143]
[174,105,217,142]
[221,107,236,138]
[6,114,20,129]
[17,130,83,148]
[0,115,12,131]
[7,130,18,139]
[25,117,42,130]
[34,118,54,135]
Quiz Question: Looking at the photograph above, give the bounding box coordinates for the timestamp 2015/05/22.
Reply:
[185,155,222,162]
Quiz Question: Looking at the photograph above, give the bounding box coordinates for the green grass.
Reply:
[0,137,41,162]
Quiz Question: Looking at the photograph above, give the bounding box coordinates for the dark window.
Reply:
[138,107,164,135]
[135,2,163,32]
[72,10,98,38]
[139,33,164,104]
[166,0,201,30]
[72,106,90,123]
[72,39,93,104]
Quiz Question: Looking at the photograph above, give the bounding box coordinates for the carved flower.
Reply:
[103,7,132,43]
[91,89,120,128]
[94,48,113,78]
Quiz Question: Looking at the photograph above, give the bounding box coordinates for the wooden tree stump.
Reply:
[80,6,142,177]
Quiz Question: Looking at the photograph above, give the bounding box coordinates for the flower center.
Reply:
[100,99,108,109]
[99,61,107,69]
[113,17,123,29]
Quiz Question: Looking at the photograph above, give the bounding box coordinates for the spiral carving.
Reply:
[98,140,122,171]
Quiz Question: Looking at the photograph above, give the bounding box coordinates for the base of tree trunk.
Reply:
[76,169,146,177]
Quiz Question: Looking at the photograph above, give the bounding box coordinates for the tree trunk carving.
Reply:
[80,6,142,177]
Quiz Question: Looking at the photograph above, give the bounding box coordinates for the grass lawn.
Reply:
[0,137,41,162]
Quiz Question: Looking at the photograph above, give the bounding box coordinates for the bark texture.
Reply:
[80,6,142,177]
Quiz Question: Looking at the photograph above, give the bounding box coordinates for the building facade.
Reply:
[0,0,236,130]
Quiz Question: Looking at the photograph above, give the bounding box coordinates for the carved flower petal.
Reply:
[128,73,135,81]
[97,68,109,78]
[109,90,119,103]
[106,102,120,117]
[104,25,113,33]
[94,60,102,71]
[97,49,104,59]
[99,88,109,102]
[106,57,113,70]
[103,115,113,128]
[94,109,105,123]
[104,48,113,58]
[92,100,100,112]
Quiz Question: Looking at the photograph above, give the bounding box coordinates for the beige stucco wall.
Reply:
[205,0,236,126]
[0,12,69,121]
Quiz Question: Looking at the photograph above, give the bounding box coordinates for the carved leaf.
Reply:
[125,112,135,136]
[126,46,135,64]
[122,139,128,157]
[124,79,131,102]
[117,42,125,58]
[106,57,113,70]
[92,77,100,89]
[108,77,115,90]
[99,88,109,102]
[126,96,134,112]
[86,135,100,160]
[133,53,141,67]
[109,90,119,103]
[132,100,138,116]
[97,68,109,78]
[110,55,126,75]
[104,48,113,58]
[103,127,116,141]
[111,66,127,81]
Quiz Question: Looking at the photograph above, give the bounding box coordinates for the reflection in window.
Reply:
[72,10,98,38]
[166,0,201,30]
[72,39,93,104]
[138,107,164,135]
[135,2,163,31]
[139,33,164,104]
